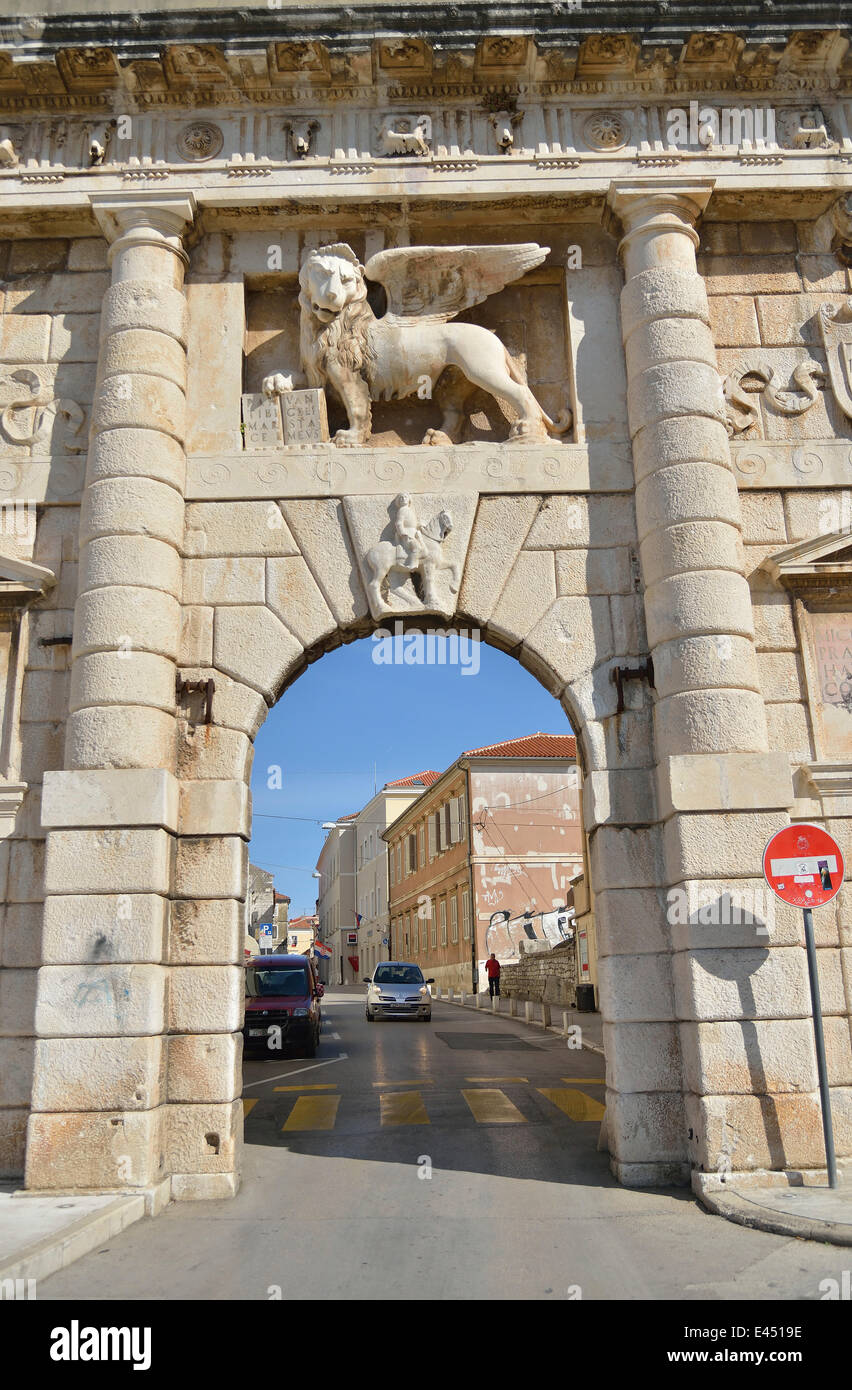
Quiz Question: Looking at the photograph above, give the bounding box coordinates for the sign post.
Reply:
[763,822,844,1189]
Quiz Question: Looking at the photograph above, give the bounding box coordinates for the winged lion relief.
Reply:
[262,242,572,448]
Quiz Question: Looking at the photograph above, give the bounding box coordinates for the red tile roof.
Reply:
[336,812,359,822]
[383,770,441,789]
[462,733,577,760]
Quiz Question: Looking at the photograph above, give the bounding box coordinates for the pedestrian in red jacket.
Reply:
[485,953,501,998]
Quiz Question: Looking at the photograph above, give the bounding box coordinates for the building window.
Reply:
[396,844,402,882]
[389,849,395,886]
[428,814,436,860]
[450,892,458,943]
[420,903,428,952]
[404,914,409,956]
[440,899,447,946]
[418,823,425,866]
[462,887,470,941]
[430,902,437,949]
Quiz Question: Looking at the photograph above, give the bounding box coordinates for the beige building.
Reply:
[314,817,357,986]
[385,735,583,993]
[1,5,851,1201]
[353,773,439,979]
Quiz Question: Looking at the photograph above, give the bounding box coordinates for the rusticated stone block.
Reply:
[26,1109,165,1189]
[164,1099,241,1175]
[31,1036,164,1111]
[35,963,167,1037]
[167,1033,241,1102]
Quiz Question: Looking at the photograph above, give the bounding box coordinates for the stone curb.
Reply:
[0,1192,148,1284]
[698,1186,852,1248]
[439,991,605,1055]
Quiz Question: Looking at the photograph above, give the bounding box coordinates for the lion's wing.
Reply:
[363,244,549,324]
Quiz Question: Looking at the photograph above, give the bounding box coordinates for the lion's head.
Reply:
[299,243,367,324]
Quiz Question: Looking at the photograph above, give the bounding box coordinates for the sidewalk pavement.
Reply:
[434,983,604,1054]
[0,1182,150,1287]
[698,1170,852,1246]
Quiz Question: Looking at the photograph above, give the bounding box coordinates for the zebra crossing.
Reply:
[242,1077,606,1131]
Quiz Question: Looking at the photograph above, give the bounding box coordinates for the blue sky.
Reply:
[249,635,573,915]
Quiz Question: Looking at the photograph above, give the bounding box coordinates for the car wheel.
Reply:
[366,1009,374,1022]
[303,1033,317,1058]
[422,1013,432,1022]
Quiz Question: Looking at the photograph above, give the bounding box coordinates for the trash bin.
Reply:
[575,983,596,1012]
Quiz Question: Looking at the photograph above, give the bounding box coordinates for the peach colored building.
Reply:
[384,734,582,993]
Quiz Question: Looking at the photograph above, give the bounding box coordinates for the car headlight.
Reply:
[420,987,429,995]
[292,1008,309,1017]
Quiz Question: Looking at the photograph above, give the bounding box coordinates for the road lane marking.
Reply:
[464,1076,528,1083]
[242,1052,348,1090]
[539,1087,606,1121]
[242,1098,259,1117]
[379,1090,429,1125]
[462,1088,526,1124]
[561,1077,606,1085]
[373,1079,434,1087]
[283,1095,341,1131]
[274,1083,337,1092]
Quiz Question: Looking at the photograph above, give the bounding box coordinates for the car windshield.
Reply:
[246,967,309,998]
[373,964,423,985]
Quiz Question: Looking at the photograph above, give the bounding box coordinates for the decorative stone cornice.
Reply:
[0,13,850,114]
[604,177,715,255]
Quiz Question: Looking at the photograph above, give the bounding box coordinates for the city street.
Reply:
[39,990,852,1302]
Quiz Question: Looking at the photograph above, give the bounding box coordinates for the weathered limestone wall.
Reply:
[0,237,104,1175]
[500,942,577,1005]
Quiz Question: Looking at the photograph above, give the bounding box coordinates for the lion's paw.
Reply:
[333,429,369,449]
[421,429,454,447]
[508,420,549,444]
[262,372,294,398]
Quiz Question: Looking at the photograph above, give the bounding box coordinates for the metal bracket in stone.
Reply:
[611,658,654,715]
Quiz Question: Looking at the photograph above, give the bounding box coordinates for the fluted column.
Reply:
[27,195,196,1196]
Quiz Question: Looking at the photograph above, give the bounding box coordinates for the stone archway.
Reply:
[17,179,847,1206]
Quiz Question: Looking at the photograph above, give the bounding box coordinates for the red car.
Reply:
[244,953,324,1058]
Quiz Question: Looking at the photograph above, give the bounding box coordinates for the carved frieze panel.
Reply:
[344,491,477,620]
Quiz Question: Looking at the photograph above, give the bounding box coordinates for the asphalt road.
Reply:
[39,989,852,1301]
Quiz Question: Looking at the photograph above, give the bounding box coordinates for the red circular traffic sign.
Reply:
[762,823,845,909]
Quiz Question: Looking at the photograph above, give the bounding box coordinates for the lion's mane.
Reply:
[298,266,378,393]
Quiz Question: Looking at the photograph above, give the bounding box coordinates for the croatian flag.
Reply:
[355,913,362,927]
[314,941,332,960]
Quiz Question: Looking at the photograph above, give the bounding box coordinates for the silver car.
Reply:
[364,961,434,1022]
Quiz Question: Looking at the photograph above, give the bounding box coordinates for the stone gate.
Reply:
[0,3,851,1203]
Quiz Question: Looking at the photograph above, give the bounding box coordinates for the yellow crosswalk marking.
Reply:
[274,1083,337,1092]
[373,1080,434,1087]
[242,1098,259,1117]
[463,1088,526,1124]
[283,1095,340,1131]
[380,1090,429,1125]
[465,1076,528,1084]
[539,1088,605,1121]
[561,1078,606,1085]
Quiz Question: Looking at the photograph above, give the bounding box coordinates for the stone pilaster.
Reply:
[27,195,198,1198]
[605,183,800,1189]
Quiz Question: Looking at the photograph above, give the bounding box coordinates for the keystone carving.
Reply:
[363,492,458,616]
[262,242,572,449]
[723,354,825,435]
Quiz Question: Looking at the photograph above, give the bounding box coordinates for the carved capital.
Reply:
[604,179,715,261]
[89,191,197,269]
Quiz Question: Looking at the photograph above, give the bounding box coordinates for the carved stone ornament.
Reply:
[177,121,224,162]
[818,300,852,420]
[378,114,432,157]
[0,368,86,454]
[261,242,572,450]
[723,354,825,435]
[283,118,319,159]
[582,110,630,151]
[363,492,458,615]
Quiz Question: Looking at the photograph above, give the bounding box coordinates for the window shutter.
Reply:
[443,802,452,846]
[418,825,424,866]
[439,900,447,945]
[450,797,461,843]
[450,894,458,942]
[428,815,436,859]
[462,888,470,940]
[409,832,417,872]
[389,847,395,886]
